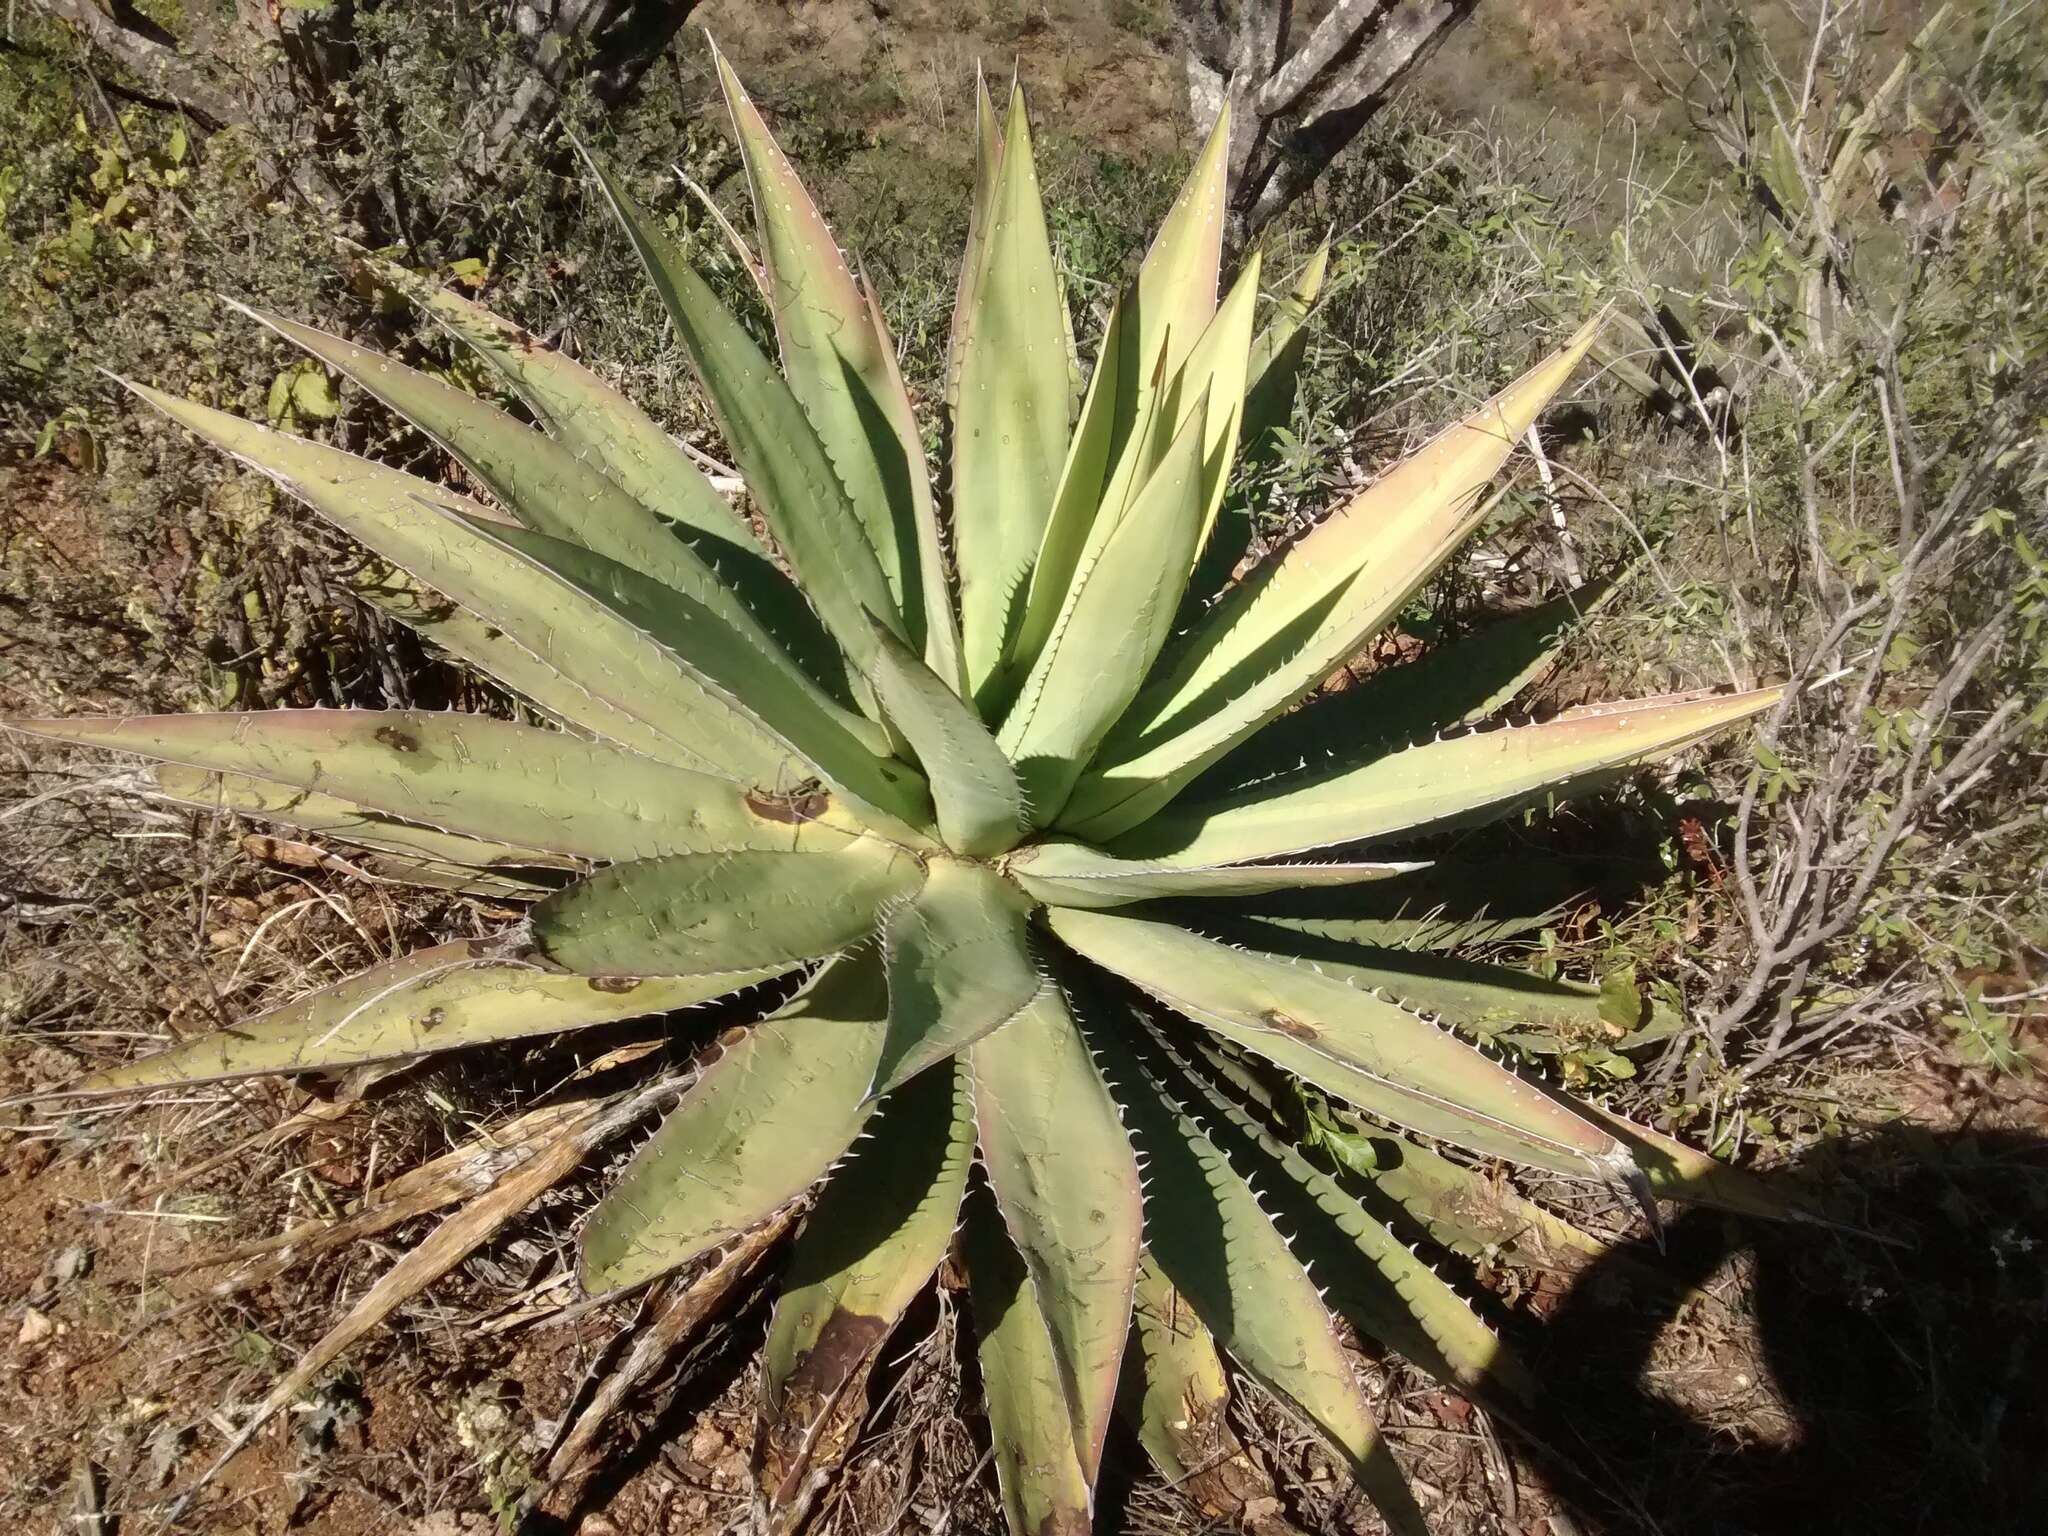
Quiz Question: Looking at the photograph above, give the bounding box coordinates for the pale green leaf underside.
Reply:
[1008,840,1420,911]
[1114,687,1788,866]
[150,763,579,876]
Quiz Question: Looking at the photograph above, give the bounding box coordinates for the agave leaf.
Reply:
[999,398,1211,822]
[962,1195,1093,1536]
[1063,318,1607,839]
[350,851,553,900]
[758,1061,973,1519]
[3,710,814,863]
[534,844,924,979]
[1338,1125,1608,1266]
[872,856,1043,1097]
[359,261,848,694]
[1158,250,1262,554]
[151,763,579,874]
[860,274,964,690]
[1114,686,1786,866]
[1122,1254,1300,1532]
[1194,1040,1608,1266]
[867,624,1022,857]
[1011,185,1243,692]
[228,304,762,619]
[1242,236,1330,457]
[581,953,890,1294]
[1222,856,1610,952]
[1049,909,1632,1180]
[1126,106,1229,402]
[353,570,706,763]
[1192,571,1631,800]
[121,383,796,780]
[355,255,751,548]
[972,987,1142,1481]
[1210,919,1617,1038]
[952,82,1073,706]
[1581,1102,1825,1223]
[578,150,903,680]
[715,48,929,630]
[67,942,775,1094]
[1008,841,1420,911]
[462,515,934,836]
[1137,1016,1529,1402]
[945,66,1005,416]
[1087,1009,1427,1536]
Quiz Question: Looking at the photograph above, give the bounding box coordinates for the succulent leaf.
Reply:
[460,515,933,835]
[873,856,1043,1097]
[972,987,1142,1482]
[952,82,1073,705]
[1087,1006,1428,1536]
[758,1060,973,1517]
[350,255,752,549]
[2,710,786,862]
[354,570,711,763]
[229,304,755,617]
[1192,570,1632,800]
[535,845,924,979]
[150,763,577,876]
[867,624,1023,856]
[1063,318,1608,839]
[119,384,793,779]
[68,942,773,1094]
[963,1195,1094,1536]
[1121,1253,1299,1532]
[354,262,851,693]
[581,953,890,1294]
[1008,841,1420,911]
[578,150,905,682]
[1137,1016,1530,1402]
[999,396,1212,822]
[714,48,930,631]
[945,66,1005,416]
[1115,686,1787,866]
[1050,909,1633,1179]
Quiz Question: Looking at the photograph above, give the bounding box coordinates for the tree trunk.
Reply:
[1178,0,1476,258]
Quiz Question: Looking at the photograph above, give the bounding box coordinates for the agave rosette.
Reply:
[11,53,1785,1535]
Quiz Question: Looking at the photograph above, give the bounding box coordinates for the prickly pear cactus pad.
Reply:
[9,46,1788,1536]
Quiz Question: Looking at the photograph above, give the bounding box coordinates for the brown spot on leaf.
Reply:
[760,1311,892,1512]
[375,725,422,753]
[1261,1009,1319,1041]
[745,782,830,824]
[416,1006,446,1030]
[587,976,642,994]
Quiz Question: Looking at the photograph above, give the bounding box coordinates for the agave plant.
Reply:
[13,51,1785,1535]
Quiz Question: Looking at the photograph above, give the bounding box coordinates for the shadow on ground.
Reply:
[1519,1125,2048,1536]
